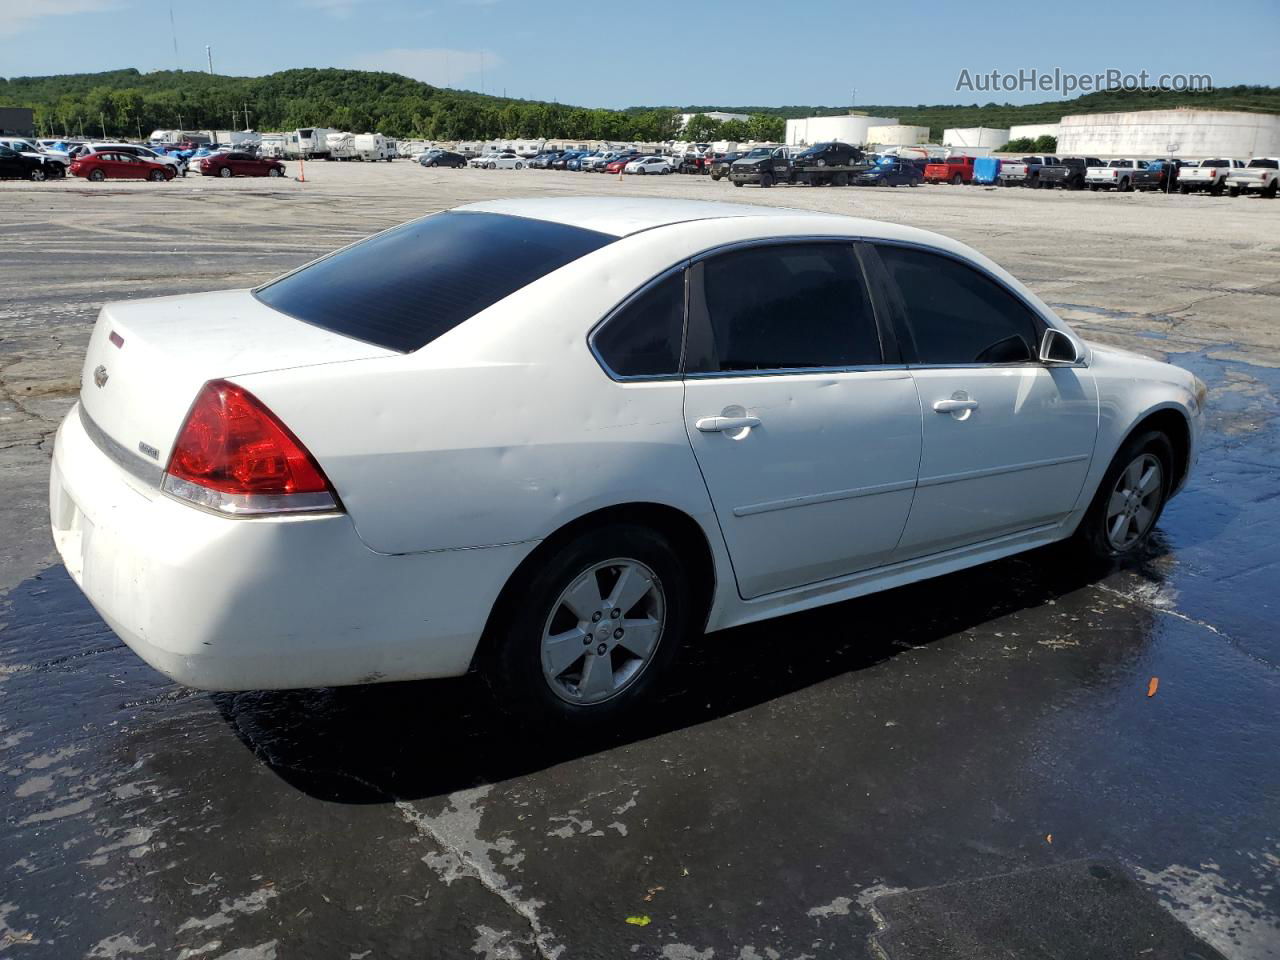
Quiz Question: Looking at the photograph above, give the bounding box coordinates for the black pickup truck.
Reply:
[1039,157,1103,191]
[730,141,870,187]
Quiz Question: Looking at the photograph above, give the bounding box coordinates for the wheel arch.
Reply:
[472,501,720,671]
[1125,405,1192,493]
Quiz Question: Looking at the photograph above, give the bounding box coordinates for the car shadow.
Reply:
[213,540,1149,804]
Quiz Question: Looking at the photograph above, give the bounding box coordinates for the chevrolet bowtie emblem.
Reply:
[93,365,109,388]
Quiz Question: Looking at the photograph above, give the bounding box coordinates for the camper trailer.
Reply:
[353,133,395,161]
[326,132,357,160]
[285,128,335,159]
[212,131,262,150]
[258,133,286,158]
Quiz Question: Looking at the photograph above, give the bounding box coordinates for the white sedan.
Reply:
[50,197,1203,722]
[625,156,674,175]
[470,152,525,170]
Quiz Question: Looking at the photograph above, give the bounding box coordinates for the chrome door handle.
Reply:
[695,415,762,433]
[932,399,980,413]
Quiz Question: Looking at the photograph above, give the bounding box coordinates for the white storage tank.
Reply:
[786,114,898,146]
[1008,123,1060,142]
[943,127,1010,149]
[866,124,929,146]
[1057,109,1280,158]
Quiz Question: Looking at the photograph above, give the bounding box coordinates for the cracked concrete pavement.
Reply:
[1,166,1277,958]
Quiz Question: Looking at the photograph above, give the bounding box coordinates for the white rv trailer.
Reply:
[211,130,262,149]
[285,128,335,159]
[353,133,395,161]
[258,133,286,158]
[326,132,358,160]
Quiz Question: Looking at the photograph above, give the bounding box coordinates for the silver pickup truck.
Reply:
[1085,159,1152,192]
[998,156,1059,188]
[1226,157,1279,198]
[1179,158,1245,195]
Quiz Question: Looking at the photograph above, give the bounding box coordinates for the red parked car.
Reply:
[70,151,175,182]
[199,152,287,178]
[923,156,975,185]
[604,155,639,175]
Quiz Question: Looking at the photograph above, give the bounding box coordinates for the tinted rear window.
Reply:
[254,212,615,352]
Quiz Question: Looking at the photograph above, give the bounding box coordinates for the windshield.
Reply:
[254,212,615,353]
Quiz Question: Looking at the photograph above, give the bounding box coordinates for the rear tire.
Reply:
[219,166,232,178]
[484,524,693,725]
[952,174,963,185]
[28,167,46,181]
[1072,430,1174,562]
[1264,182,1278,199]
[1180,184,1191,195]
[88,169,105,182]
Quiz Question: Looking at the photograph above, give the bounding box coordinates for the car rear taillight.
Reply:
[162,380,340,516]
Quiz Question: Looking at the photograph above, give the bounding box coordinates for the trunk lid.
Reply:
[78,289,394,474]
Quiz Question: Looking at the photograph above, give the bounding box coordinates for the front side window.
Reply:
[687,243,881,374]
[875,245,1040,365]
[592,271,685,378]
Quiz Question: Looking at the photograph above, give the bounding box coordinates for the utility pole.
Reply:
[206,44,213,74]
[243,103,251,130]
[101,113,107,139]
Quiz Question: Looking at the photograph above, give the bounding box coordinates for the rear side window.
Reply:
[592,271,685,378]
[687,243,881,373]
[875,245,1040,365]
[255,211,614,352]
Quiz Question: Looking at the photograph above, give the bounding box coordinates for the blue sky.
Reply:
[1,0,1275,109]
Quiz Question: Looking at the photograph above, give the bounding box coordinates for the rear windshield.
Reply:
[254,211,615,352]
[1248,158,1278,168]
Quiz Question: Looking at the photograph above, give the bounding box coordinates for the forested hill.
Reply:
[2,68,1276,142]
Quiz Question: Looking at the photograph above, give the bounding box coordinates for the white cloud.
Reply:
[347,48,502,88]
[0,0,119,38]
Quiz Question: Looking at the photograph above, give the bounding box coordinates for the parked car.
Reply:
[568,152,602,172]
[419,150,467,169]
[70,151,176,182]
[707,153,741,180]
[199,152,286,178]
[1085,159,1151,192]
[529,151,564,169]
[1039,157,1104,191]
[853,158,924,187]
[552,151,585,170]
[1179,158,1245,195]
[1226,157,1278,198]
[794,141,862,168]
[604,155,636,175]
[923,156,975,185]
[1138,159,1187,193]
[470,152,526,170]
[50,197,1203,723]
[0,145,61,180]
[0,138,69,176]
[78,143,187,177]
[624,156,674,175]
[998,156,1059,188]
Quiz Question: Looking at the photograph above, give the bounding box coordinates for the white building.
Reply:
[943,127,1010,150]
[866,124,929,147]
[786,114,898,147]
[679,112,751,129]
[1008,123,1060,143]
[1056,109,1280,158]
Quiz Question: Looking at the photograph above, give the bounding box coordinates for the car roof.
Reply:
[456,197,836,238]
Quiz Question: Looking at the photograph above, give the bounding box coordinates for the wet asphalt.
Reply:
[0,170,1277,959]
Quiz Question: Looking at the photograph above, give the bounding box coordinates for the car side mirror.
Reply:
[1039,328,1082,365]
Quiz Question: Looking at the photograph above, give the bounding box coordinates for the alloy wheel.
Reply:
[540,559,665,705]
[1105,453,1163,550]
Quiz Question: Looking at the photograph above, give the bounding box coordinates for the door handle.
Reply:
[695,415,762,433]
[932,399,980,413]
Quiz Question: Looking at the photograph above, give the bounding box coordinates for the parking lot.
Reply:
[1,163,1278,959]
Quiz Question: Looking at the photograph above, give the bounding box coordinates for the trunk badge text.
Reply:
[138,442,160,461]
[93,365,109,388]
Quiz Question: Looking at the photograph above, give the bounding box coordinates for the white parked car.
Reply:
[472,152,525,170]
[50,198,1204,721]
[625,156,674,175]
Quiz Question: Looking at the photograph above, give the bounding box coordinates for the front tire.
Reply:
[1073,430,1173,561]
[759,172,774,188]
[485,524,693,724]
[149,169,165,182]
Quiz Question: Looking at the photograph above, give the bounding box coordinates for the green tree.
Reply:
[1033,134,1058,152]
[746,113,785,143]
[683,113,722,141]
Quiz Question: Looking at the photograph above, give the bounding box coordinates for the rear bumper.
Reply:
[50,404,535,691]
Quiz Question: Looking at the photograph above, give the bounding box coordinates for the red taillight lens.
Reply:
[163,380,338,516]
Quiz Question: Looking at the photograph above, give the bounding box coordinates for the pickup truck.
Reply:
[1039,157,1103,190]
[1179,158,1245,195]
[998,156,1059,188]
[923,156,974,184]
[1226,157,1278,198]
[730,145,873,187]
[1085,159,1153,192]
